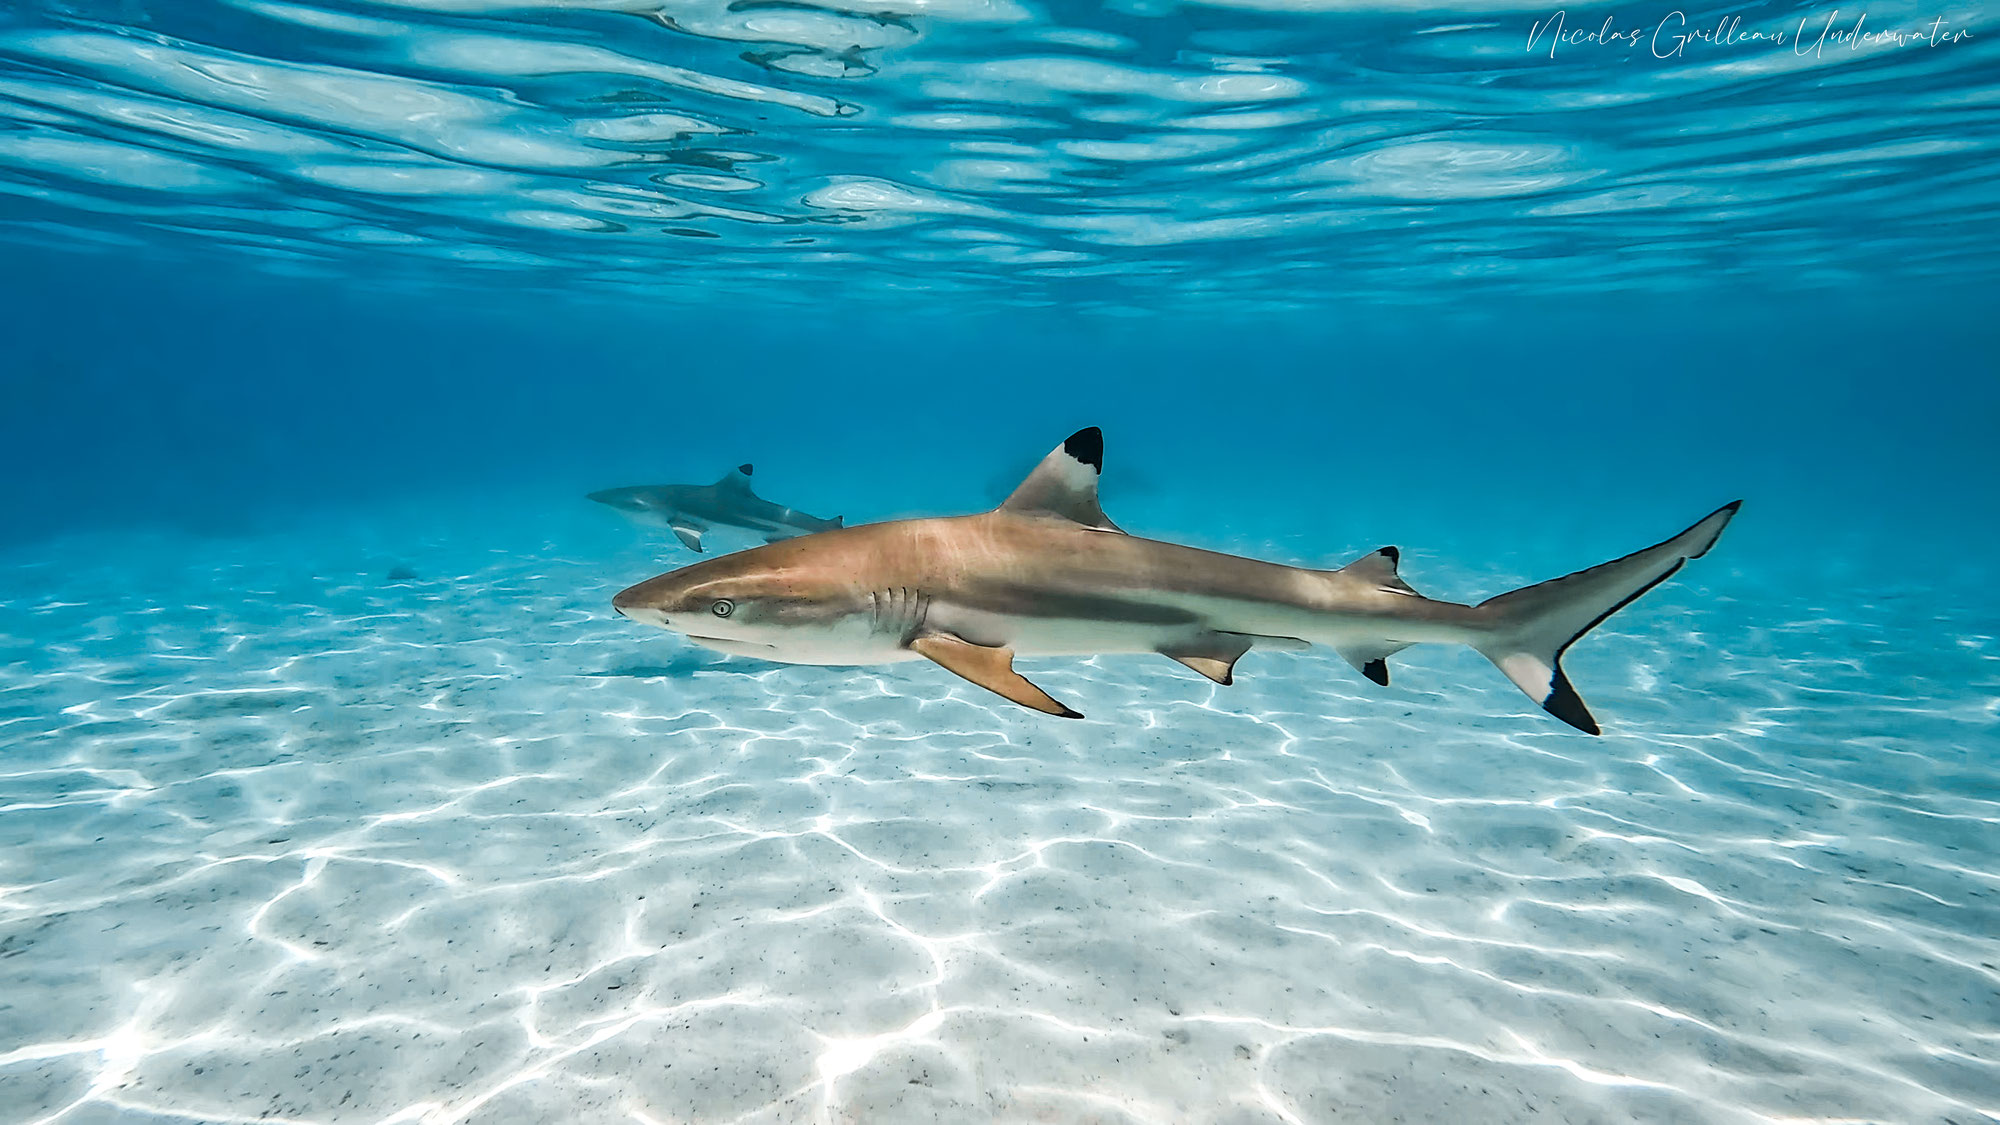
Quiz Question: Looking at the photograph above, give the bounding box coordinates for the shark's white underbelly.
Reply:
[685,592,1475,666]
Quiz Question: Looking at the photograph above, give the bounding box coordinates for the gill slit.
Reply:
[869,585,932,642]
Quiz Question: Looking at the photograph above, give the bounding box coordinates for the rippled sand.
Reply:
[2,520,1994,1123]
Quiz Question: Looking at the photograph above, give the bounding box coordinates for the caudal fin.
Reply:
[1473,502,1740,734]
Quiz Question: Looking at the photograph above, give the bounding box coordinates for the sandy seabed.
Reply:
[2,521,1995,1124]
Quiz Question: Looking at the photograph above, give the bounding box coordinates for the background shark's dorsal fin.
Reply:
[717,463,755,493]
[999,427,1123,533]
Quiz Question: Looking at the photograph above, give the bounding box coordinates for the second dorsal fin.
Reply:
[1339,546,1417,595]
[998,427,1122,532]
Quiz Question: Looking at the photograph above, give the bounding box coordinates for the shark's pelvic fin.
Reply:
[999,427,1123,533]
[912,633,1082,718]
[1473,501,1742,734]
[669,522,706,553]
[1338,546,1418,595]
[1161,632,1256,685]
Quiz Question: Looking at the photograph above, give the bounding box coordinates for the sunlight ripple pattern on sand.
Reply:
[1,527,1996,1123]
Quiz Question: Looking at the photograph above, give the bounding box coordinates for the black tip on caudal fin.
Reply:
[1474,502,1740,734]
[1542,670,1599,735]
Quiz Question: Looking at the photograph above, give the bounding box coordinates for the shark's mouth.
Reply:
[685,635,775,650]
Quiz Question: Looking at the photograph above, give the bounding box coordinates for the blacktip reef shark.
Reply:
[589,463,842,553]
[611,429,1738,732]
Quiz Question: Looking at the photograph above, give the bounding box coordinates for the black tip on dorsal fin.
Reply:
[739,463,754,476]
[1362,659,1389,686]
[1337,546,1416,595]
[1063,427,1103,472]
[999,427,1120,532]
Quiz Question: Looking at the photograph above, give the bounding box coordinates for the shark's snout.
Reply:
[611,584,641,618]
[611,582,673,628]
[593,484,669,512]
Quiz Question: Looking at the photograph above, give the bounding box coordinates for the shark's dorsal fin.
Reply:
[912,633,1082,718]
[999,427,1122,532]
[1339,546,1417,595]
[716,463,755,493]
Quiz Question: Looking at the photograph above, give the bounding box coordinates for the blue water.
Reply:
[2,0,1997,1120]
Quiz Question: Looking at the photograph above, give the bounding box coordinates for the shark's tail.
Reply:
[1471,502,1740,734]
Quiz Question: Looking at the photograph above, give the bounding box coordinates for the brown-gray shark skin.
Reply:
[611,428,1739,732]
[588,463,842,553]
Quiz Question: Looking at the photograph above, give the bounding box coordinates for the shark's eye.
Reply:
[711,599,734,618]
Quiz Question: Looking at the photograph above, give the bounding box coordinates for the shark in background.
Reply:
[611,429,1738,732]
[589,463,842,553]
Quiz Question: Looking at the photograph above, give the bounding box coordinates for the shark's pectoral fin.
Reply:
[1334,642,1414,686]
[1160,632,1256,685]
[1167,655,1235,685]
[911,633,1081,718]
[669,522,706,552]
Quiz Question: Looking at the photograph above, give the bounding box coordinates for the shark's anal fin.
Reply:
[1334,642,1412,687]
[911,633,1081,718]
[669,522,706,553]
[1160,632,1255,685]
